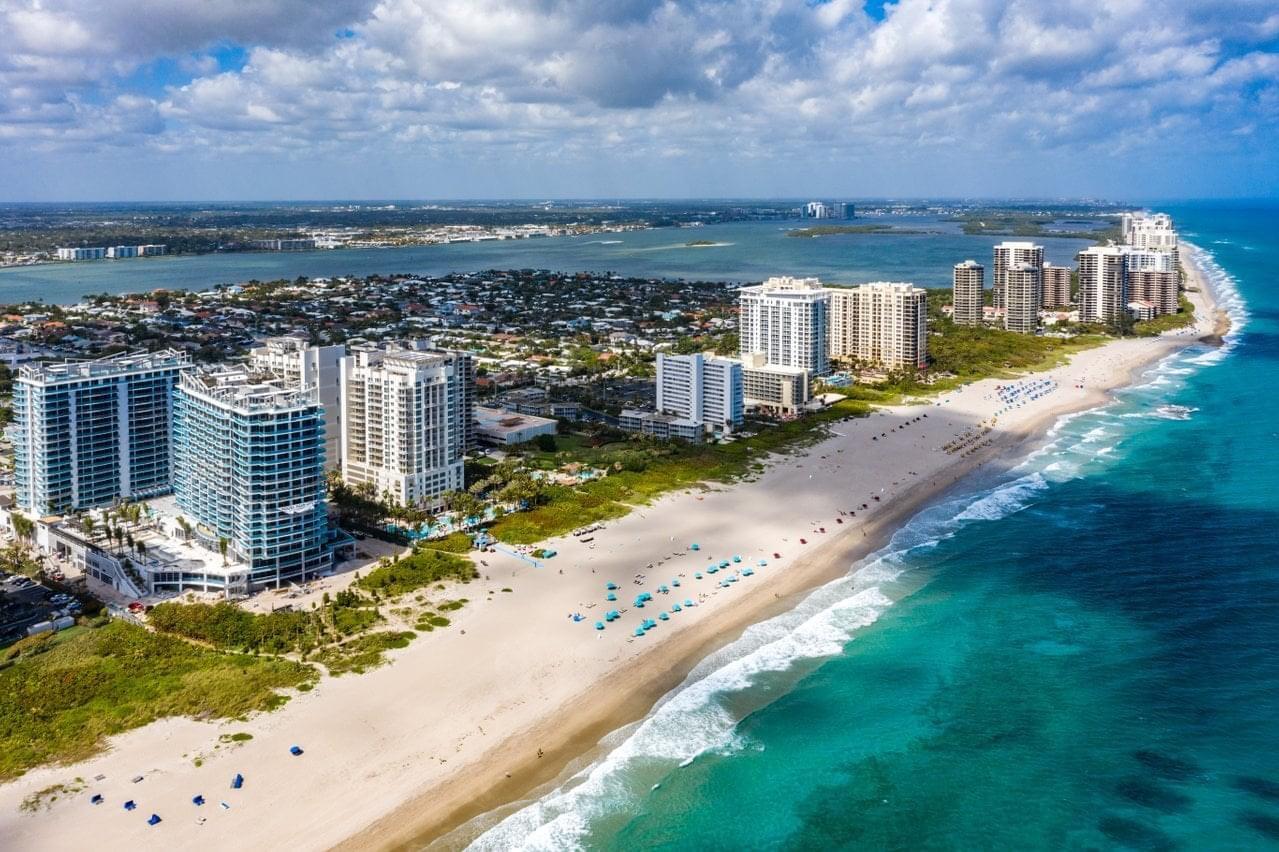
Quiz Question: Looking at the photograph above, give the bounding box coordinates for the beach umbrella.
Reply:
[634,627,645,637]
[733,555,741,563]
[690,543,700,551]
[672,603,682,612]
[124,800,137,811]
[672,578,681,587]
[147,814,162,826]
[192,795,205,806]
[743,568,754,576]
[290,745,304,756]
[606,592,617,601]
[606,582,618,590]
[91,794,104,805]
[684,599,694,607]
[694,572,703,579]
[231,774,244,789]
[659,612,670,621]
[595,621,605,630]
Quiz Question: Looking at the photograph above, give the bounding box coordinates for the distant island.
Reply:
[787,224,929,238]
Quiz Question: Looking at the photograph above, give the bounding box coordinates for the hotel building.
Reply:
[738,276,830,376]
[952,260,984,327]
[828,283,929,370]
[11,350,189,514]
[1041,263,1073,308]
[250,336,346,470]
[992,241,1044,309]
[339,344,472,509]
[1078,246,1128,324]
[172,366,331,589]
[1003,263,1042,335]
[655,352,744,434]
[739,353,810,415]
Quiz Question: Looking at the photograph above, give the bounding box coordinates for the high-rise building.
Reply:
[12,350,189,514]
[1041,263,1073,308]
[339,344,472,509]
[1127,270,1179,316]
[1123,212,1179,269]
[952,260,984,326]
[172,366,331,589]
[738,276,830,376]
[1004,263,1042,334]
[250,336,346,471]
[1078,246,1128,324]
[655,352,743,434]
[992,241,1044,309]
[827,283,929,370]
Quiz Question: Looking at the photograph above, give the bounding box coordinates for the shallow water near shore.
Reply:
[456,203,1279,849]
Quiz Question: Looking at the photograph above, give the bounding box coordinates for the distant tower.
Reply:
[952,260,984,327]
[1004,263,1042,334]
[992,241,1044,310]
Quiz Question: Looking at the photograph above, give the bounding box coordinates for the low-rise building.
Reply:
[474,406,557,445]
[739,352,810,414]
[619,409,703,442]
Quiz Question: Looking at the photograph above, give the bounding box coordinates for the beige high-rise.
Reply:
[952,260,984,326]
[1004,263,1041,334]
[993,241,1044,309]
[1041,263,1073,308]
[828,283,928,370]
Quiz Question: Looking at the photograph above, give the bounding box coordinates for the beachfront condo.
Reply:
[339,343,472,510]
[1041,263,1073,309]
[1004,263,1042,335]
[827,282,929,370]
[655,352,744,434]
[250,336,346,471]
[11,350,190,514]
[1078,246,1129,324]
[739,352,811,414]
[172,366,332,589]
[952,260,985,326]
[738,276,831,376]
[993,241,1044,310]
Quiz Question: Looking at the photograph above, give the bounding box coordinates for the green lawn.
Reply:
[0,620,314,780]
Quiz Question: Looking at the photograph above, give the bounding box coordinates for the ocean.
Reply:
[453,203,1278,850]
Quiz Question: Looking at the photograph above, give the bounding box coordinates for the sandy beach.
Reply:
[0,255,1223,851]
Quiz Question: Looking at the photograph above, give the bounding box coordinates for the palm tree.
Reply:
[81,515,96,541]
[218,537,229,566]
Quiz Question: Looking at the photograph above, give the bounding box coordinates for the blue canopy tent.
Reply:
[290,745,304,756]
[91,794,104,805]
[231,773,244,789]
[147,814,162,826]
[192,795,205,806]
[124,800,137,811]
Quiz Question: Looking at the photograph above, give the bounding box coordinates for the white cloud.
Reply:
[1,0,1277,196]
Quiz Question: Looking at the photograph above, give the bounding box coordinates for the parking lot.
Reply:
[0,572,84,646]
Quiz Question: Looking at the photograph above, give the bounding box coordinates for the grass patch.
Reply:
[357,548,477,597]
[437,599,468,612]
[420,531,474,553]
[415,615,451,632]
[219,731,253,744]
[21,779,85,812]
[0,620,314,780]
[314,631,415,676]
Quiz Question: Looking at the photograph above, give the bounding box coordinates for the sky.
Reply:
[2,0,1278,202]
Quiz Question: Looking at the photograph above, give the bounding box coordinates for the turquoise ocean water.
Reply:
[450,204,1277,850]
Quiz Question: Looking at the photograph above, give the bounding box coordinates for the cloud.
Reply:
[1,0,1277,197]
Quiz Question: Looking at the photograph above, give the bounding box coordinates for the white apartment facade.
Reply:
[655,352,744,434]
[1078,246,1128,324]
[827,283,929,370]
[250,336,346,471]
[992,241,1044,309]
[738,276,830,376]
[1003,263,1041,335]
[339,346,471,509]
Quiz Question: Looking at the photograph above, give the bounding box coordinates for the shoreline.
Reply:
[0,256,1224,851]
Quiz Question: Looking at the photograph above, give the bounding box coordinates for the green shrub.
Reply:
[356,549,476,597]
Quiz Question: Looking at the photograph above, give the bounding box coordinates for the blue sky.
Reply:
[2,0,1277,201]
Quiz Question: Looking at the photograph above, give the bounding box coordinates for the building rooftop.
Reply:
[18,349,189,383]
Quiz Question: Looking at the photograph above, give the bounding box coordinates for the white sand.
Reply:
[0,276,1221,851]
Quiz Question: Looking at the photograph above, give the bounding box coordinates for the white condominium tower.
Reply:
[1004,263,1042,334]
[992,241,1044,309]
[738,276,830,376]
[1041,263,1073,308]
[172,366,331,589]
[12,350,190,514]
[952,260,984,327]
[340,344,473,509]
[250,336,346,471]
[1078,246,1128,324]
[655,352,744,433]
[828,283,929,370]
